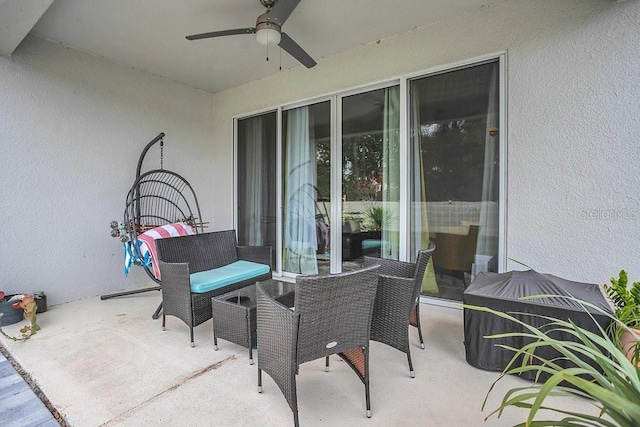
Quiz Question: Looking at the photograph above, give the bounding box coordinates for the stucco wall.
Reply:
[210,0,640,285]
[0,36,214,304]
[1,0,638,305]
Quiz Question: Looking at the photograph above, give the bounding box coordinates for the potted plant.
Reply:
[0,291,25,326]
[466,298,640,426]
[0,294,40,341]
[362,205,384,231]
[604,270,640,363]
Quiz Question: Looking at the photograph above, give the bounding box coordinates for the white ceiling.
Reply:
[25,0,506,93]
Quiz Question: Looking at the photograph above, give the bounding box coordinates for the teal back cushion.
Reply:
[362,239,382,251]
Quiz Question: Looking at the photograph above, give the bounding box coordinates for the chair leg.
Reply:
[258,368,262,393]
[364,346,372,418]
[289,372,300,427]
[152,302,163,320]
[190,326,194,348]
[414,303,425,349]
[407,349,415,378]
[338,347,372,418]
[213,333,218,350]
[162,314,166,331]
[325,356,330,372]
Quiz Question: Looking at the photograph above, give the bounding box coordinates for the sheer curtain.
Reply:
[237,112,277,269]
[283,106,318,275]
[410,89,438,293]
[381,86,400,260]
[474,63,500,276]
[243,117,264,245]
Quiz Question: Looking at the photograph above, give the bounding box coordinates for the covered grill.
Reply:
[463,270,614,380]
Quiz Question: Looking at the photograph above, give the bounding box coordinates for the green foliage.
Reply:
[605,270,640,329]
[361,203,397,232]
[465,296,640,427]
[315,137,331,202]
[342,133,386,202]
[363,206,384,231]
[420,119,496,202]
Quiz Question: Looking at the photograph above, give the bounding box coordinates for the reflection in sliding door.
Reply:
[341,86,400,271]
[410,60,500,301]
[282,101,331,275]
[236,112,277,268]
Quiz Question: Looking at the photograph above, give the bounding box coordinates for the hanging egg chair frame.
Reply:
[102,133,205,319]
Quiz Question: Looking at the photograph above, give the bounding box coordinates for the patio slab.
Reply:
[0,289,602,426]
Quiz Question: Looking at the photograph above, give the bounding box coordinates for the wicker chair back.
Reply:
[256,265,381,426]
[363,241,436,377]
[294,265,380,365]
[156,230,239,273]
[411,241,437,302]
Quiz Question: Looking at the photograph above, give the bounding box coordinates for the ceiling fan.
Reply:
[186,0,316,68]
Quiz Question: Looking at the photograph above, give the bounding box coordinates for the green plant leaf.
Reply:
[464,299,640,426]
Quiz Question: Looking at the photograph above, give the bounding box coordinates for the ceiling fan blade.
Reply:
[268,0,302,25]
[280,33,316,68]
[186,28,256,41]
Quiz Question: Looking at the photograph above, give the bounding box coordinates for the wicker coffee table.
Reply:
[212,280,295,364]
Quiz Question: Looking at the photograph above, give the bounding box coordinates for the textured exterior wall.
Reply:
[1,0,638,305]
[211,0,640,285]
[0,36,214,304]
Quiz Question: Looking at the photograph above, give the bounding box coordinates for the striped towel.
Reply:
[124,222,196,278]
[123,240,152,276]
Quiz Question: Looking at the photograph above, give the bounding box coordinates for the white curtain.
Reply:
[381,86,400,259]
[284,106,318,275]
[410,87,438,293]
[244,117,263,245]
[410,91,430,257]
[474,63,499,275]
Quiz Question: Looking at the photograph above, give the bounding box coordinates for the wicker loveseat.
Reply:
[341,221,382,261]
[156,229,272,346]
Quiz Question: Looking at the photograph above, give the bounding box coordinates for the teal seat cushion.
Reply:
[362,239,382,251]
[189,260,270,293]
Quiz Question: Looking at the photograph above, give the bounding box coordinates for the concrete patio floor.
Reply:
[0,290,602,426]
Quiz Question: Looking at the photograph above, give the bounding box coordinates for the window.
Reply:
[235,56,504,302]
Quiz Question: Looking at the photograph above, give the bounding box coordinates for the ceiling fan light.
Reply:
[256,27,281,46]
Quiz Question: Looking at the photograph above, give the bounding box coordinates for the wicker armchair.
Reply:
[256,265,380,427]
[431,224,479,273]
[363,241,436,377]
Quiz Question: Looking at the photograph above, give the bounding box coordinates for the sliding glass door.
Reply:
[282,101,331,275]
[236,56,503,301]
[410,60,500,300]
[236,112,277,267]
[341,86,400,270]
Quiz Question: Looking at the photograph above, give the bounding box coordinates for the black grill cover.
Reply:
[463,270,614,380]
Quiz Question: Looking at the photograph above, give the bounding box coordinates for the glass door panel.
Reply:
[236,112,277,268]
[341,87,400,271]
[282,101,331,275]
[410,61,500,301]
